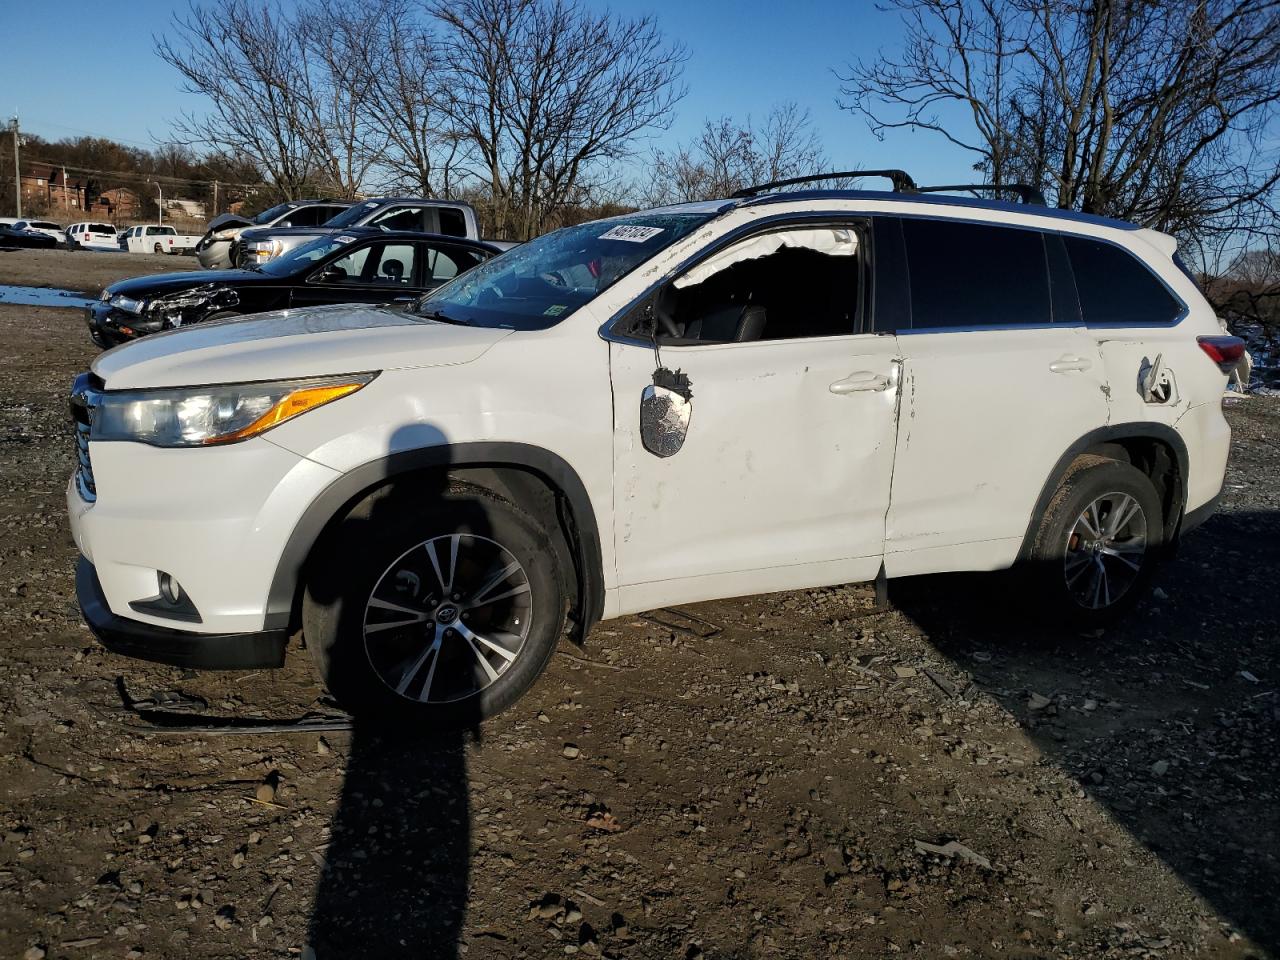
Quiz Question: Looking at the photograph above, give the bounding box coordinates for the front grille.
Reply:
[69,373,101,502]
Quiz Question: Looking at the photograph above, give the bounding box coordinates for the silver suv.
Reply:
[195,200,352,269]
[237,197,479,267]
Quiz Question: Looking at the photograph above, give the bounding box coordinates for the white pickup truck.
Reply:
[120,225,201,256]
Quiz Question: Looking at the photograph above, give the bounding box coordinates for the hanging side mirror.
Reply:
[640,367,693,458]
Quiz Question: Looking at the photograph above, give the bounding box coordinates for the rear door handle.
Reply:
[1049,355,1092,374]
[829,371,890,394]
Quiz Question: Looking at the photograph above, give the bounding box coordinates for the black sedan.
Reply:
[87,229,499,347]
[0,223,59,249]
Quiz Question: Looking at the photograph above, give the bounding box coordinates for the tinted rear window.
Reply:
[91,224,115,233]
[439,208,466,237]
[1063,236,1184,324]
[902,218,1050,328]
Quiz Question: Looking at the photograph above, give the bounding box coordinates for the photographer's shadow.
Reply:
[307,426,486,958]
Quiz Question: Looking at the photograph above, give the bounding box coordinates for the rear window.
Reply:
[901,218,1051,328]
[31,221,59,230]
[91,223,115,233]
[439,208,466,237]
[1063,236,1183,325]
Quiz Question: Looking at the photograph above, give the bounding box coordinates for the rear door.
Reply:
[879,215,1110,576]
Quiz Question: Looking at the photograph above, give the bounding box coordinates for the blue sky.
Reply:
[0,0,977,186]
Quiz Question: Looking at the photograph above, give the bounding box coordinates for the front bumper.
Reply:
[86,303,159,345]
[66,431,342,636]
[77,557,287,669]
[195,239,232,270]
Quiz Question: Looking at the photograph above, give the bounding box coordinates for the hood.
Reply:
[106,269,271,298]
[204,213,253,233]
[91,303,512,389]
[240,225,337,242]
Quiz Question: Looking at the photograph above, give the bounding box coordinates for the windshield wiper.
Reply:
[417,307,468,325]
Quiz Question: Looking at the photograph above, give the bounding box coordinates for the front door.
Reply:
[292,239,425,309]
[606,222,902,615]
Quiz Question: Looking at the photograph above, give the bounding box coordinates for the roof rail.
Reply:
[731,169,917,198]
[913,183,1046,206]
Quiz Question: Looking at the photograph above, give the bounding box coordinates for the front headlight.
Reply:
[93,373,377,447]
[212,227,239,241]
[110,294,146,313]
[245,240,282,261]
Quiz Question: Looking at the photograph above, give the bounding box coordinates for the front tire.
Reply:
[303,483,566,728]
[1027,455,1164,625]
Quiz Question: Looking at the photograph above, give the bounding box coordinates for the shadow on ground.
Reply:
[308,728,471,957]
[893,509,1280,953]
[306,426,485,959]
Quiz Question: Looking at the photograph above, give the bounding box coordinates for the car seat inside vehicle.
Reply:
[658,226,862,343]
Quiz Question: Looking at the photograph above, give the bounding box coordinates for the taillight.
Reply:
[1197,335,1246,374]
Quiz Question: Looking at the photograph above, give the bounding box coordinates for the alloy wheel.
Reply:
[362,534,532,704]
[1063,492,1148,609]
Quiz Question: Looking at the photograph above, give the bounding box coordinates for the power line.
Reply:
[22,156,266,192]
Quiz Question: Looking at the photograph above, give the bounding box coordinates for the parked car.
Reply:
[238,197,478,267]
[68,171,1240,729]
[119,224,202,256]
[86,229,499,347]
[66,222,119,251]
[12,218,65,243]
[195,200,352,270]
[0,222,59,249]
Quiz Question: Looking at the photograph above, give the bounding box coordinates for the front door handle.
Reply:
[830,371,889,394]
[1049,355,1093,374]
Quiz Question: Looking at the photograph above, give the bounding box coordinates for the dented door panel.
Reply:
[608,335,901,601]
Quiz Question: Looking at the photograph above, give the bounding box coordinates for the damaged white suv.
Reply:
[69,171,1242,726]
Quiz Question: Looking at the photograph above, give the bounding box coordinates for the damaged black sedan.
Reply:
[86,229,500,347]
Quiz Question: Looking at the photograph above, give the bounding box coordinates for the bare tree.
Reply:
[340,0,466,197]
[641,102,827,205]
[435,0,686,239]
[295,0,391,198]
[157,0,317,197]
[838,0,1280,244]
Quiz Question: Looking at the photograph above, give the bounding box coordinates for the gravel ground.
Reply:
[1,251,1277,960]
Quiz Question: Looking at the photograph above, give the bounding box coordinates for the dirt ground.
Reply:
[1,248,1277,960]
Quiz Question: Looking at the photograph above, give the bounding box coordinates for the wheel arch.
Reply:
[264,442,605,643]
[1018,423,1189,560]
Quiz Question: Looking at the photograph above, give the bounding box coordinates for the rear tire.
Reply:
[1027,455,1164,625]
[153,242,163,254]
[303,483,566,729]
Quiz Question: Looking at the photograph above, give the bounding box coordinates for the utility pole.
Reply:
[212,179,219,216]
[9,116,20,218]
[150,179,163,226]
[62,165,68,210]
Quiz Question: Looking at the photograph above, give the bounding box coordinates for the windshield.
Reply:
[254,202,297,225]
[256,233,362,276]
[414,213,714,330]
[324,199,383,228]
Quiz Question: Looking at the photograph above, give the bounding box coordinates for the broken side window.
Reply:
[659,224,865,343]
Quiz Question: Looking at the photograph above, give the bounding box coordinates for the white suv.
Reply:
[68,173,1242,726]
